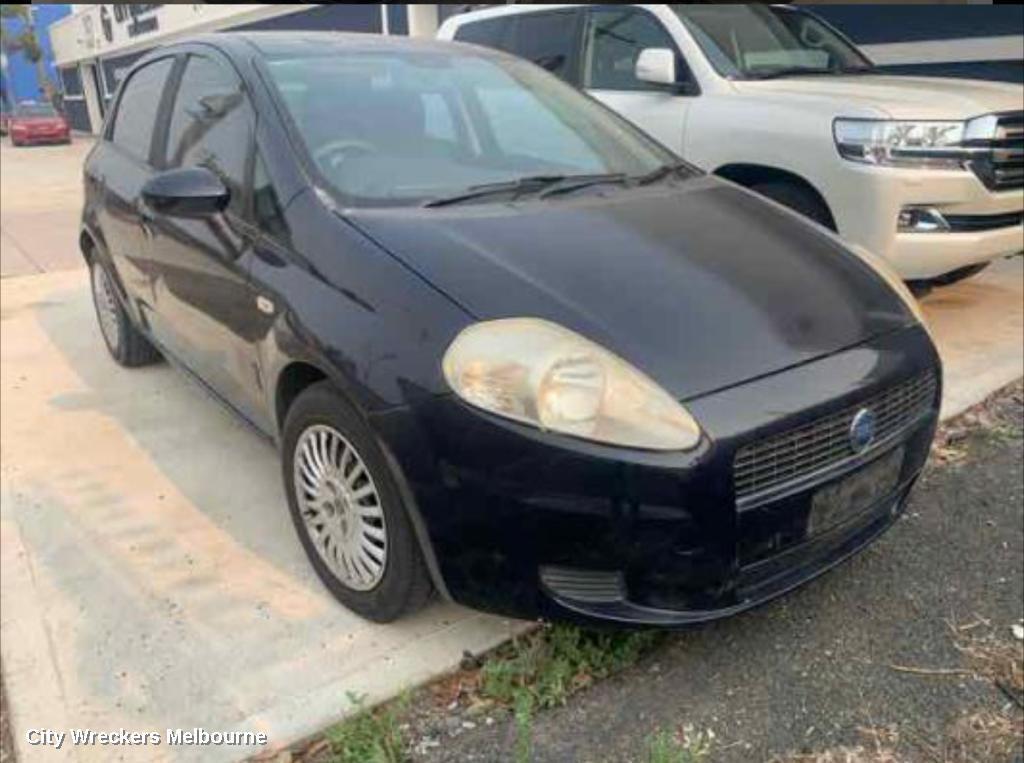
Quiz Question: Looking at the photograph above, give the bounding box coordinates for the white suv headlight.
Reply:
[442,318,702,451]
[834,119,967,169]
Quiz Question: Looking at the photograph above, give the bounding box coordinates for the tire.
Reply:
[750,180,835,230]
[929,262,990,288]
[282,381,432,622]
[905,280,933,299]
[89,259,161,367]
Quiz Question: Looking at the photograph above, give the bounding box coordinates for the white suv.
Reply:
[439,4,1024,284]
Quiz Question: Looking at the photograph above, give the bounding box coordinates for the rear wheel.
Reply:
[282,381,432,622]
[750,180,835,230]
[89,260,160,367]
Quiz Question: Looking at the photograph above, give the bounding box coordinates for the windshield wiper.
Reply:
[747,67,835,80]
[537,172,630,198]
[634,161,691,186]
[423,175,568,208]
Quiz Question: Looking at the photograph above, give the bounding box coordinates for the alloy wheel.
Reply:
[91,263,121,353]
[293,424,388,591]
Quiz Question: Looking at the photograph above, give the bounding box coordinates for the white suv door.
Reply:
[581,6,697,155]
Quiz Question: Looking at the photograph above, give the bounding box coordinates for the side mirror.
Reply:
[635,48,677,87]
[141,167,229,218]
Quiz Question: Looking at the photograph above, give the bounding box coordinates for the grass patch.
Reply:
[643,726,714,763]
[292,624,664,762]
[513,692,534,763]
[479,623,664,710]
[323,692,408,763]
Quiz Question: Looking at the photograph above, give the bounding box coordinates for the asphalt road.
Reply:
[425,388,1024,763]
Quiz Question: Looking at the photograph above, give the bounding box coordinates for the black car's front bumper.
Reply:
[373,324,940,627]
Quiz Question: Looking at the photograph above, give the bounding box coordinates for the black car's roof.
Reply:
[167,31,498,61]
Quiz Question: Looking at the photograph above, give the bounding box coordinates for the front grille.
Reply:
[734,372,937,501]
[945,210,1024,232]
[969,112,1024,191]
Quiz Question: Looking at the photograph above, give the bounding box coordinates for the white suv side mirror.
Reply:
[635,48,677,86]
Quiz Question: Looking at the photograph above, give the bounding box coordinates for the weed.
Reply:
[514,692,534,763]
[324,692,408,763]
[643,726,714,763]
[480,624,663,709]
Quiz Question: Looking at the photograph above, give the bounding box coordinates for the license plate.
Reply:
[808,447,904,536]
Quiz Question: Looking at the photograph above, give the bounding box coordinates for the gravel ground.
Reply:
[416,384,1024,763]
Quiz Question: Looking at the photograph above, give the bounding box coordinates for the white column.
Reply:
[80,62,104,134]
[407,4,439,38]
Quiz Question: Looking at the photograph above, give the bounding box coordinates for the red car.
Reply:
[8,102,71,146]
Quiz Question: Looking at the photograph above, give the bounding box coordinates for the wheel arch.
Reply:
[272,359,451,600]
[79,225,133,304]
[713,163,837,230]
[274,360,329,436]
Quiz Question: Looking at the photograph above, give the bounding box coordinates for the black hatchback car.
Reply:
[81,33,941,626]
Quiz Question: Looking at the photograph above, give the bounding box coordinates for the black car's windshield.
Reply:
[263,49,689,207]
[671,5,873,79]
[14,103,59,117]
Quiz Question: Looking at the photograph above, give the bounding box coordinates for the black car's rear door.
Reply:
[143,50,267,428]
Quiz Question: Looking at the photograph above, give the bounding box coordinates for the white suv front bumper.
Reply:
[830,163,1023,281]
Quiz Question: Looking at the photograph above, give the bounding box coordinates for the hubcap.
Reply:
[91,264,121,352]
[293,425,387,591]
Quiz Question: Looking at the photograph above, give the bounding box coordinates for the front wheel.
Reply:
[282,381,432,622]
[750,180,835,230]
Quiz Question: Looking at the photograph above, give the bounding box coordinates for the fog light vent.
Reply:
[898,207,949,233]
[539,566,625,603]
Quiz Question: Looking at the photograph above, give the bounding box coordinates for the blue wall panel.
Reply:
[1,4,72,106]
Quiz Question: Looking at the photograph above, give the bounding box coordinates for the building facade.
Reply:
[810,3,1024,83]
[47,4,441,133]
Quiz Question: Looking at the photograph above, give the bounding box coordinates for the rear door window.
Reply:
[509,10,582,82]
[163,54,254,216]
[453,16,514,49]
[454,11,583,84]
[110,57,175,162]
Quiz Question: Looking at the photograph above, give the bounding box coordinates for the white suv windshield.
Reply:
[264,49,682,207]
[671,5,873,79]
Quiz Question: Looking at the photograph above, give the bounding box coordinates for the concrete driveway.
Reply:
[0,138,92,277]
[0,139,1021,762]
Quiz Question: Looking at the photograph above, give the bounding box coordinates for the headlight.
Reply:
[442,318,702,451]
[833,119,967,169]
[847,243,930,331]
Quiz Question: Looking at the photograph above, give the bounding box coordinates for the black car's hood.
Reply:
[347,177,913,401]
